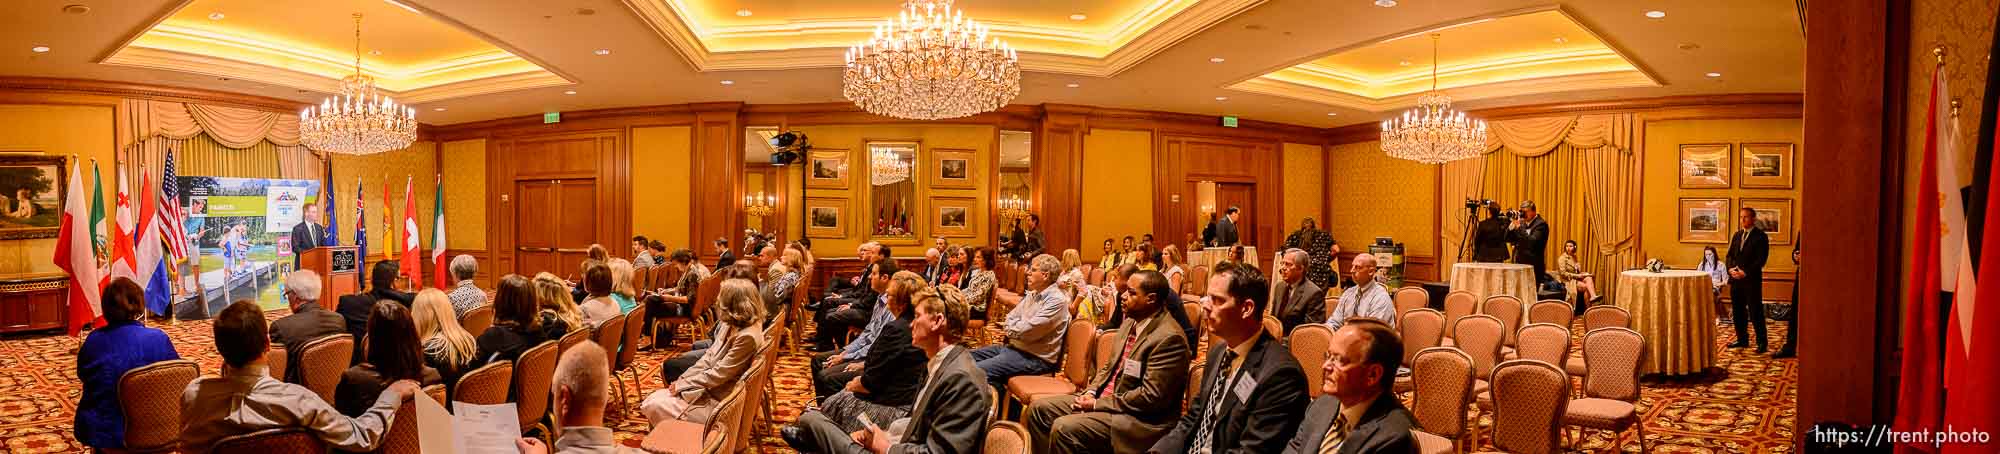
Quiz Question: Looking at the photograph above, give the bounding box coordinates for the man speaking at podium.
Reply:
[291,203,326,268]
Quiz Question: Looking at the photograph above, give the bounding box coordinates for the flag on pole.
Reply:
[400,176,423,287]
[354,177,367,287]
[383,180,393,260]
[89,163,108,273]
[322,162,338,247]
[104,166,139,284]
[1896,67,1952,453]
[1947,118,2000,454]
[56,159,103,336]
[134,171,171,316]
[431,174,449,289]
[159,150,191,264]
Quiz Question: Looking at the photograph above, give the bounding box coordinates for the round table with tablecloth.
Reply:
[1615,269,1716,375]
[1447,262,1537,305]
[1187,246,1259,273]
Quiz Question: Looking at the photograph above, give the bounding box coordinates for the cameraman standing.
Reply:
[1471,201,1512,263]
[1507,200,1551,283]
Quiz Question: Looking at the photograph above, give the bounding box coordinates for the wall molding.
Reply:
[1324,93,1804,146]
[0,76,305,112]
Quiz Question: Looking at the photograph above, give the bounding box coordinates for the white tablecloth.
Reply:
[1448,262,1537,304]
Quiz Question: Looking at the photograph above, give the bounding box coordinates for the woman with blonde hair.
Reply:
[411,289,478,387]
[608,258,639,314]
[1161,244,1188,293]
[641,278,767,425]
[533,272,585,337]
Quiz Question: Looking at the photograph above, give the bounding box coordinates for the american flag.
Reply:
[158,150,191,263]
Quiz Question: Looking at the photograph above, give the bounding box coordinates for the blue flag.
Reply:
[323,164,338,247]
[354,177,367,287]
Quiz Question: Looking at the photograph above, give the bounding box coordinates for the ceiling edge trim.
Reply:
[0,76,306,112]
[1230,70,1659,113]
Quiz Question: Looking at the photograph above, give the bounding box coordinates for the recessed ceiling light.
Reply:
[1214,96,1228,101]
[207,12,225,20]
[1326,112,1338,116]
[1399,60,1411,66]
[1069,14,1087,21]
[563,90,577,95]
[1552,37,1567,44]
[433,107,446,111]
[720,80,735,85]
[1065,83,1080,88]
[1705,72,1722,78]
[30,46,49,53]
[62,4,90,15]
[1678,42,1701,50]
[368,50,382,56]
[593,49,611,55]
[736,9,752,17]
[1209,57,1225,63]
[1645,10,1666,18]
[1374,0,1397,7]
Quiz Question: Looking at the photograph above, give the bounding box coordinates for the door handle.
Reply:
[554,248,588,253]
[520,247,554,252]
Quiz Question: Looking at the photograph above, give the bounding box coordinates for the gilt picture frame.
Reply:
[1678,143,1732,189]
[805,197,847,239]
[1679,198,1731,244]
[0,154,66,240]
[1740,198,1794,245]
[929,148,977,189]
[806,149,851,189]
[1739,142,1795,189]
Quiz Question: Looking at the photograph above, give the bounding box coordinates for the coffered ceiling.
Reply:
[0,0,1803,128]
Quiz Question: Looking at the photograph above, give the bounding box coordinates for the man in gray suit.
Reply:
[1026,270,1192,454]
[1214,206,1242,247]
[267,270,344,382]
[1148,264,1309,454]
[785,286,991,454]
[1282,319,1417,454]
[1271,249,1327,334]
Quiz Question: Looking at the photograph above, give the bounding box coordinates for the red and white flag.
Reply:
[430,174,449,289]
[1945,94,2000,454]
[103,168,139,284]
[400,176,423,287]
[53,161,101,336]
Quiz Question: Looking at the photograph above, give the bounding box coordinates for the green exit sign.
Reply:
[543,112,561,124]
[1221,116,1238,128]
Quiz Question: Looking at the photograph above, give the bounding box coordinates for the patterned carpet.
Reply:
[0,310,1795,453]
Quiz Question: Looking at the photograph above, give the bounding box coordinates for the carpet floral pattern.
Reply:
[0,310,1795,453]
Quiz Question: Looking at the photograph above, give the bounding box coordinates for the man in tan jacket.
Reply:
[1026,270,1192,454]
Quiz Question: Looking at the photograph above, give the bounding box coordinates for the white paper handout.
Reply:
[413,391,524,454]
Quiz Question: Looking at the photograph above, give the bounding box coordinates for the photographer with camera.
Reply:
[1470,200,1512,263]
[1506,200,1551,283]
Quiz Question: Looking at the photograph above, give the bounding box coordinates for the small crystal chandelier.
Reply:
[300,13,417,155]
[743,191,776,217]
[843,0,1021,120]
[871,147,911,186]
[1381,33,1487,164]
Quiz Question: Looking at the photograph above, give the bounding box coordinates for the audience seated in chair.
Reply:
[334,301,443,417]
[1272,249,1328,335]
[641,278,768,425]
[268,270,344,382]
[75,277,182,450]
[578,262,622,327]
[1101,265,1198,347]
[535,272,587,337]
[1149,265,1309,454]
[815,242,890,352]
[473,275,565,368]
[1026,270,1192,454]
[1326,254,1397,331]
[339,261,414,363]
[963,247,1000,324]
[763,247,807,322]
[412,288,480,388]
[973,253,1073,392]
[1279,319,1417,454]
[644,248,709,346]
[515,341,642,454]
[806,260,903,399]
[809,271,930,433]
[180,300,419,453]
[608,258,641,315]
[446,254,485,318]
[783,277,991,454]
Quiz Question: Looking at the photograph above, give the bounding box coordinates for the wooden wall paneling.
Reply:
[1037,112,1086,255]
[1156,134,1282,260]
[691,108,744,263]
[489,138,515,277]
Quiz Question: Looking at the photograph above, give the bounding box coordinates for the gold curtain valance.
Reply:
[124,99,301,149]
[1481,113,1634,156]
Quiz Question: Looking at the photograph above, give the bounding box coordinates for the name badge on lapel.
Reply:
[1122,359,1142,378]
[1231,373,1258,403]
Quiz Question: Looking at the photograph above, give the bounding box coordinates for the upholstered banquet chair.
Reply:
[460,304,495,338]
[985,421,1032,454]
[514,341,558,433]
[211,428,323,451]
[116,359,200,453]
[1473,360,1570,454]
[1481,295,1523,348]
[1441,291,1478,343]
[1394,286,1430,318]
[1393,309,1445,393]
[453,360,512,405]
[1004,319,1099,420]
[1564,327,1648,453]
[1287,324,1333,397]
[1408,347,1474,454]
[1527,300,1573,329]
[298,334,354,403]
[1570,306,1633,376]
[1480,323,1570,411]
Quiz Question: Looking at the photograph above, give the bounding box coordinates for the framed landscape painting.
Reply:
[929,196,979,238]
[929,148,976,189]
[1678,143,1732,189]
[1679,198,1731,244]
[1740,198,1794,244]
[0,155,65,239]
[806,149,851,189]
[1739,143,1795,189]
[805,197,847,238]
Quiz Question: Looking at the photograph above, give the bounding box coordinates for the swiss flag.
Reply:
[400,176,423,288]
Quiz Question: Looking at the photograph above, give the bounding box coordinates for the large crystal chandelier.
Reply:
[300,14,417,155]
[1381,33,1486,164]
[842,0,1021,120]
[872,147,911,185]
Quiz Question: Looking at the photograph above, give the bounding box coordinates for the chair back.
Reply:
[619,307,646,370]
[461,305,496,336]
[632,267,650,294]
[1393,286,1430,317]
[514,341,558,428]
[984,421,1031,454]
[557,328,589,360]
[731,351,773,453]
[1527,300,1573,328]
[1286,324,1334,397]
[1323,287,1342,322]
[1094,330,1123,372]
[1580,327,1646,402]
[1452,315,1504,379]
[266,345,287,384]
[210,427,324,452]
[454,360,513,405]
[1481,295,1523,346]
[1059,319,1098,386]
[1396,309,1445,364]
[117,359,200,451]
[710,384,749,451]
[1442,291,1477,339]
[299,334,354,403]
[1485,360,1570,454]
[1408,347,1474,439]
[1513,323,1571,366]
[1189,266,1210,295]
[1261,316,1282,339]
[380,384,448,454]
[690,274,724,329]
[593,314,627,369]
[1088,267,1106,286]
[1581,305,1631,331]
[1183,302,1205,339]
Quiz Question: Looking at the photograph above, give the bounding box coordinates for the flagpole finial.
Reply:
[1951,98,1963,118]
[1935,45,1947,66]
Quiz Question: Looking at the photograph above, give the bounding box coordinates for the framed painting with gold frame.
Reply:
[804,197,847,239]
[1739,143,1795,189]
[1678,143,1732,189]
[0,154,65,239]
[929,196,979,238]
[806,149,850,189]
[928,148,977,189]
[1678,198,1731,244]
[1740,198,1794,244]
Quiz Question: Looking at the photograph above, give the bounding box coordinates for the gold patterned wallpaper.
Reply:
[440,139,487,250]
[1281,142,1325,236]
[329,141,439,261]
[0,104,116,275]
[1326,141,1437,256]
[1902,0,1998,317]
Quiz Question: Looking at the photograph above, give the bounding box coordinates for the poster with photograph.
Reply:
[176,176,321,310]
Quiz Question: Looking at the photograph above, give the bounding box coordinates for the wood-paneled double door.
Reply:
[514,178,597,280]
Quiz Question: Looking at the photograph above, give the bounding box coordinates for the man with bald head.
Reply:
[1270,248,1326,334]
[516,341,641,454]
[1325,253,1396,331]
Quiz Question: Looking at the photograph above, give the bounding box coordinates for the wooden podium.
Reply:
[300,246,361,302]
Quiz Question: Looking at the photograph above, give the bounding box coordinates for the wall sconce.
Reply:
[998,194,1031,220]
[744,191,776,217]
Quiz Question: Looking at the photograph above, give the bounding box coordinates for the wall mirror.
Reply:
[997,130,1033,244]
[867,141,918,242]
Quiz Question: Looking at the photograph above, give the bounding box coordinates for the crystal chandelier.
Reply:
[871,147,911,186]
[300,14,417,155]
[743,191,775,217]
[842,0,1021,120]
[1381,33,1486,164]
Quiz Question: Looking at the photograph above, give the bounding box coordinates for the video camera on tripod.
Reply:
[1463,198,1521,219]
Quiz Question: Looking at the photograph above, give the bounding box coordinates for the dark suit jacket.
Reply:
[1084,308,1192,428]
[268,302,347,381]
[289,221,325,266]
[1280,393,1419,454]
[1272,280,1327,334]
[336,287,414,362]
[1726,227,1770,281]
[716,250,738,270]
[1471,217,1512,263]
[1214,218,1240,247]
[1507,217,1550,273]
[892,346,992,454]
[1149,332,1309,454]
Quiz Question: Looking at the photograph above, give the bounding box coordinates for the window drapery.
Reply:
[120,99,321,183]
